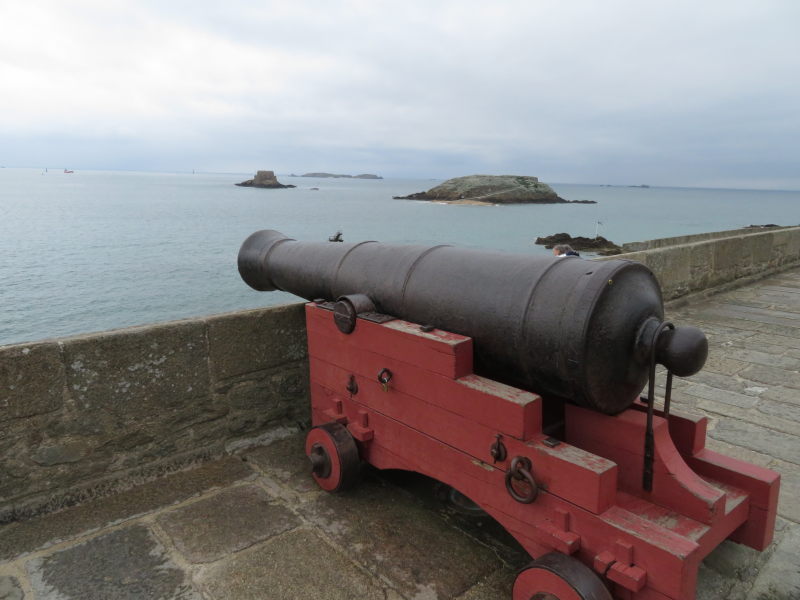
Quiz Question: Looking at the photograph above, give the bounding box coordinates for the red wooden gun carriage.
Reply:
[239,230,779,600]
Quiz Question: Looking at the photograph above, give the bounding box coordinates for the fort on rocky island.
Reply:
[393,174,595,205]
[235,170,296,188]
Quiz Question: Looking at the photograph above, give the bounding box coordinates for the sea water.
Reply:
[2,167,799,346]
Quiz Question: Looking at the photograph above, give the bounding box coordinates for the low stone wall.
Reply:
[620,226,791,253]
[600,226,800,301]
[0,303,309,522]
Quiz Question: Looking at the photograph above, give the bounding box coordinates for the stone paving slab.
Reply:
[761,384,800,407]
[681,383,760,409]
[765,458,800,524]
[709,398,800,441]
[747,525,800,599]
[26,525,200,599]
[745,365,800,391]
[195,529,392,600]
[0,575,24,600]
[697,519,791,600]
[298,474,505,599]
[157,484,300,563]
[0,456,253,562]
[243,433,320,494]
[455,568,515,599]
[702,438,775,470]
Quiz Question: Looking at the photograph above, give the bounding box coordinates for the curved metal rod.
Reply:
[643,321,675,492]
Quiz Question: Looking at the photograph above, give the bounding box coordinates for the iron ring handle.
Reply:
[505,456,538,504]
[377,368,393,385]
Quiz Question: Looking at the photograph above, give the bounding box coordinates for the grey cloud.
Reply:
[1,0,798,188]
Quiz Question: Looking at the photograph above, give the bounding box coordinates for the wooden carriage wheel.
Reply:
[513,553,612,600]
[305,422,360,492]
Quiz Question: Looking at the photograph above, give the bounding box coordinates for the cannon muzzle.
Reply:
[238,229,707,415]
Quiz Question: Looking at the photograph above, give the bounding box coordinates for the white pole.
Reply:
[594,202,601,239]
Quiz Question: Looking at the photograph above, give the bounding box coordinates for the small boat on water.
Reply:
[64,169,74,174]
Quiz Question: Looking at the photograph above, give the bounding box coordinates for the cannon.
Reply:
[239,229,708,415]
[239,230,779,600]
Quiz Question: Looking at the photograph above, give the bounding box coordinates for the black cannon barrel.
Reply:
[238,230,707,415]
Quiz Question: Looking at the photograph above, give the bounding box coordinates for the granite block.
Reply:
[0,456,253,560]
[206,303,307,381]
[26,525,199,599]
[0,575,24,600]
[0,342,64,423]
[157,484,300,563]
[197,529,386,600]
[243,432,318,493]
[298,477,501,598]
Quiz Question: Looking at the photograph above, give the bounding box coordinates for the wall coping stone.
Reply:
[598,226,800,303]
[621,225,795,253]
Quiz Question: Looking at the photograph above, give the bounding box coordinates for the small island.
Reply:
[293,173,383,179]
[535,233,622,255]
[235,171,296,189]
[393,175,595,205]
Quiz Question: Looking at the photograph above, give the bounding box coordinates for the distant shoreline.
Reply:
[291,172,382,179]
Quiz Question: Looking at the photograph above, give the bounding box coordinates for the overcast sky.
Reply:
[1,1,798,188]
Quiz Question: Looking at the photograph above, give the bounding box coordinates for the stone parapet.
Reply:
[599,226,800,302]
[620,226,792,253]
[0,303,309,523]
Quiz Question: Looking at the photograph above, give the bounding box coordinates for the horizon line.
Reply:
[1,165,798,194]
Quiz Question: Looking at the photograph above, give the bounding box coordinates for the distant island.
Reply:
[235,170,295,189]
[601,184,651,188]
[291,173,383,179]
[393,175,596,205]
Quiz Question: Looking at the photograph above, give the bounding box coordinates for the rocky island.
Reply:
[235,171,296,188]
[294,173,383,179]
[535,233,622,255]
[393,175,595,205]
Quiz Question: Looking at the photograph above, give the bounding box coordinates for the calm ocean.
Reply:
[2,168,799,346]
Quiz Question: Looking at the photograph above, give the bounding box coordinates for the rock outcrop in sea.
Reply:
[393,175,595,204]
[235,171,296,188]
[535,233,622,255]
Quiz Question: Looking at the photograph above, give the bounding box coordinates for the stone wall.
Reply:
[0,303,309,522]
[620,226,792,253]
[599,226,800,302]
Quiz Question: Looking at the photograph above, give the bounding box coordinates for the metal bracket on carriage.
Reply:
[321,398,348,425]
[347,409,374,442]
[330,294,397,335]
[593,541,647,593]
